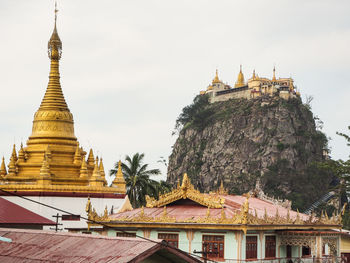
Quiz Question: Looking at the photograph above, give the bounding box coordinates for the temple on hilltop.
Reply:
[0,6,129,230]
[200,66,301,103]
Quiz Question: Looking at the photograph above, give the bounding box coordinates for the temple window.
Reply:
[246,236,258,260]
[158,233,179,248]
[302,246,311,257]
[202,235,225,260]
[265,236,276,258]
[116,232,136,238]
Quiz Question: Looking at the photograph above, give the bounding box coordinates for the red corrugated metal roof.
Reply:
[0,228,202,263]
[0,197,55,225]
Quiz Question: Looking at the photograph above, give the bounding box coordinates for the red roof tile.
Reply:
[0,197,55,225]
[110,195,309,222]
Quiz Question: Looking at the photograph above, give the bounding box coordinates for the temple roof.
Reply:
[87,174,343,229]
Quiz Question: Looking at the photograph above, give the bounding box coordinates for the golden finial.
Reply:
[48,1,62,60]
[272,66,276,81]
[234,65,245,88]
[0,157,7,177]
[212,69,221,84]
[163,206,167,217]
[181,173,190,190]
[7,153,17,177]
[252,69,256,80]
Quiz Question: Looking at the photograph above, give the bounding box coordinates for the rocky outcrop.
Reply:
[167,95,328,197]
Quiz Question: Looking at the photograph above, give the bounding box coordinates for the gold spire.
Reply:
[37,154,51,185]
[7,153,17,177]
[74,143,82,165]
[212,69,221,84]
[0,157,7,177]
[17,143,25,163]
[234,65,245,88]
[79,158,88,178]
[11,144,17,163]
[92,158,100,178]
[272,66,276,81]
[99,158,107,185]
[112,160,126,193]
[87,149,95,167]
[28,3,76,144]
[252,69,256,80]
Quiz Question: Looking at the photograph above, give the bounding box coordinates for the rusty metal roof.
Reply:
[0,197,55,225]
[0,228,202,263]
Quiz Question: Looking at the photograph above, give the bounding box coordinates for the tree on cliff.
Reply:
[110,153,170,208]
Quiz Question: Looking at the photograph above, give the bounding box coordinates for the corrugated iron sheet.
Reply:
[0,228,157,263]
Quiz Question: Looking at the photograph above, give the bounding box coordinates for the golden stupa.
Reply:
[0,8,125,194]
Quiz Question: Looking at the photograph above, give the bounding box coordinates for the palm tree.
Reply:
[110,153,166,208]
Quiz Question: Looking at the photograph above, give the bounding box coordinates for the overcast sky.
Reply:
[0,0,349,182]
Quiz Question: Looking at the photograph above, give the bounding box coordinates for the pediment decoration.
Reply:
[146,173,224,208]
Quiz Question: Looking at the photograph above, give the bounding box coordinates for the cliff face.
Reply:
[167,95,328,201]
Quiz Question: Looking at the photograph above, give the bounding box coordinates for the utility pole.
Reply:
[50,213,63,232]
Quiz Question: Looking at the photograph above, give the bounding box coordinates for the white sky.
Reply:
[0,0,349,182]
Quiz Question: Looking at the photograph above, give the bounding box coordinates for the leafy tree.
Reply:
[174,94,213,133]
[110,153,171,208]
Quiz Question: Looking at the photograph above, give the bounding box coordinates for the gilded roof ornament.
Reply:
[146,173,223,208]
[272,66,276,81]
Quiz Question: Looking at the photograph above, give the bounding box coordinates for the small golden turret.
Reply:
[11,145,17,163]
[112,160,126,193]
[17,143,25,163]
[234,65,245,88]
[272,66,276,81]
[0,157,7,177]
[212,69,221,84]
[37,154,51,185]
[7,153,17,177]
[92,158,100,178]
[73,144,82,165]
[99,158,107,186]
[87,149,95,167]
[79,158,88,178]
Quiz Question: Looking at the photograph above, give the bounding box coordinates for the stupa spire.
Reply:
[212,69,221,84]
[40,2,67,111]
[272,66,276,81]
[28,2,76,144]
[234,65,245,88]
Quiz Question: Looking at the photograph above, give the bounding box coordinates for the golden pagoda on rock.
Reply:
[0,8,125,194]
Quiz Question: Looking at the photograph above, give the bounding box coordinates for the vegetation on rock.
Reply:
[168,94,331,211]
